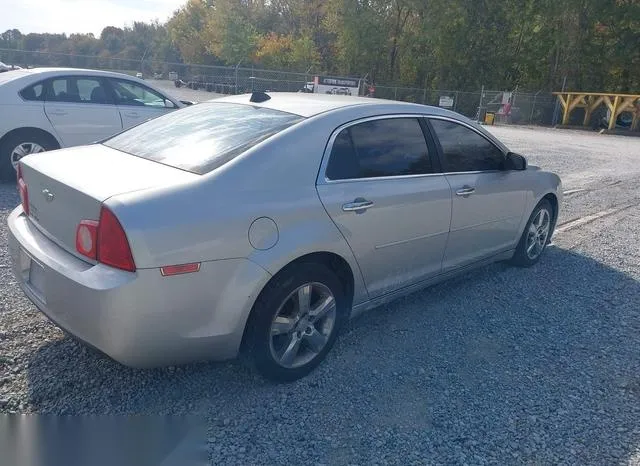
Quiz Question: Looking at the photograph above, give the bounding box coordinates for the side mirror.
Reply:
[505,152,527,171]
[164,99,177,109]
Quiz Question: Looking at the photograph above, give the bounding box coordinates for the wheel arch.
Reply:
[540,192,559,233]
[0,127,61,150]
[240,250,356,352]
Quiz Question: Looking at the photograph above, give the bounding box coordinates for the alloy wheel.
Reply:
[526,208,551,260]
[269,282,336,369]
[11,142,46,170]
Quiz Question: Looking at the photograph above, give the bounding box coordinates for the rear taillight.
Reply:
[75,220,99,259]
[75,206,136,272]
[17,163,29,216]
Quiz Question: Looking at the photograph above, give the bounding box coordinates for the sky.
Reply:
[0,0,185,36]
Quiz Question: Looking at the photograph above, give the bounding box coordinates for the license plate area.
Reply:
[21,249,46,303]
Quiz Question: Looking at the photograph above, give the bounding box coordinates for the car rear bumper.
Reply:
[7,207,271,368]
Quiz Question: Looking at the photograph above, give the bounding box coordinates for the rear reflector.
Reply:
[75,220,99,259]
[160,263,201,276]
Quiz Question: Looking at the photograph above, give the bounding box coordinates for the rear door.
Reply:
[106,78,177,130]
[316,116,452,298]
[427,117,527,271]
[43,75,122,146]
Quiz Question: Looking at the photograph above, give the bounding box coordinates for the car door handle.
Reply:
[342,199,374,212]
[123,111,139,117]
[48,110,67,116]
[455,186,476,196]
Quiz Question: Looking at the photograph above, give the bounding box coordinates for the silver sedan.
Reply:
[8,92,562,382]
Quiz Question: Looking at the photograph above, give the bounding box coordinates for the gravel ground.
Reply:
[1,126,640,465]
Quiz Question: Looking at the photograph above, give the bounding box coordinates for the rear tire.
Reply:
[0,130,59,181]
[510,200,554,267]
[243,262,348,383]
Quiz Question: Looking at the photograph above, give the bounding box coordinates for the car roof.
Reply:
[0,67,146,86]
[212,92,464,119]
[16,67,139,78]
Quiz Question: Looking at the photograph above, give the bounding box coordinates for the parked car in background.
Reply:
[136,72,143,79]
[8,92,561,382]
[0,67,186,180]
[0,61,22,73]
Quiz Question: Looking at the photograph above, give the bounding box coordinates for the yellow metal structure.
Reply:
[553,92,640,131]
[484,112,495,125]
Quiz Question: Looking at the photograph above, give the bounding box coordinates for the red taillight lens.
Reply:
[96,206,136,272]
[75,220,99,259]
[17,164,29,216]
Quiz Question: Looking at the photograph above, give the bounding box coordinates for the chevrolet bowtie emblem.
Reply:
[42,189,55,202]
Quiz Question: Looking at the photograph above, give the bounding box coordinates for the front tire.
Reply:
[510,200,554,267]
[244,262,348,382]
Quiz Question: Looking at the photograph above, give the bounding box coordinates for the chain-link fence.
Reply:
[1,48,557,125]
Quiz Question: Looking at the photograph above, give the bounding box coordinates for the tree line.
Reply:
[1,0,638,92]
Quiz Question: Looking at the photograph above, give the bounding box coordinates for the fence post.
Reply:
[394,87,398,100]
[552,75,567,126]
[477,85,485,122]
[454,91,459,112]
[234,62,241,94]
[423,88,427,104]
[529,90,541,124]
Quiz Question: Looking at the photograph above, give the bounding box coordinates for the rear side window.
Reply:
[326,118,432,180]
[20,82,45,101]
[103,103,304,174]
[48,77,111,104]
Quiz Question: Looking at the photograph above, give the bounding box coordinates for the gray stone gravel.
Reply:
[1,126,640,465]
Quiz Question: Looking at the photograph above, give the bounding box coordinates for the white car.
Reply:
[0,67,185,180]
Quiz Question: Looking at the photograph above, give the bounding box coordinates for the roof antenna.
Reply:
[250,91,271,103]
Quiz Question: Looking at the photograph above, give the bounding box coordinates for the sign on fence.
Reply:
[313,76,361,96]
[439,95,454,108]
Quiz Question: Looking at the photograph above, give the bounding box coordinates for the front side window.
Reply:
[326,118,432,180]
[47,77,111,104]
[19,82,45,101]
[103,102,304,174]
[109,78,172,108]
[429,119,505,172]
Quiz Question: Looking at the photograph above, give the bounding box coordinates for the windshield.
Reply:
[103,102,304,174]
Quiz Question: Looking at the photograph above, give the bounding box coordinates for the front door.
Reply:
[44,76,122,146]
[427,118,527,271]
[106,78,176,130]
[316,116,452,298]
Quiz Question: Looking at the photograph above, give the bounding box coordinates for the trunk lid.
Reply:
[20,144,198,260]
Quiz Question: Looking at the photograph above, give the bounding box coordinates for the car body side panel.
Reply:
[317,177,451,298]
[109,180,370,307]
[513,167,563,239]
[442,170,528,271]
[44,101,123,146]
[0,99,63,146]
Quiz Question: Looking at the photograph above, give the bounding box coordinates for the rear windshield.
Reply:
[103,102,304,174]
[0,69,30,85]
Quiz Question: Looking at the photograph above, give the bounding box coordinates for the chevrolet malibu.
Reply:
[8,92,562,382]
